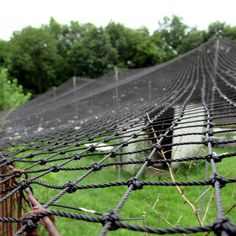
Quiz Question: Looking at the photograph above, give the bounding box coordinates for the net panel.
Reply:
[0,37,236,235]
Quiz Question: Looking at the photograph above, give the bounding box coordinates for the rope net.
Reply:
[0,37,236,235]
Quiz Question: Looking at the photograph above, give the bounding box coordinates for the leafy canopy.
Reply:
[0,16,236,96]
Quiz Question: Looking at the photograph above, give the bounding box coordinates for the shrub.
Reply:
[0,68,31,110]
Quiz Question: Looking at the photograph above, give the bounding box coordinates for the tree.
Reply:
[106,22,161,68]
[0,40,10,67]
[152,16,189,61]
[159,16,187,52]
[8,27,63,94]
[207,21,226,39]
[207,21,236,40]
[68,26,118,78]
[224,25,236,40]
[1,17,236,95]
[0,68,31,110]
[45,18,75,81]
[177,28,205,54]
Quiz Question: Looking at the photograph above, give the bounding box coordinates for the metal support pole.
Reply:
[148,80,152,101]
[73,76,77,96]
[53,86,56,100]
[115,68,119,107]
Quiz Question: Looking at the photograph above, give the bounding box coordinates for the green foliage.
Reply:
[152,16,206,60]
[0,40,10,67]
[159,16,188,52]
[8,27,63,94]
[68,26,118,78]
[106,22,161,68]
[207,21,226,38]
[178,28,206,54]
[0,16,236,95]
[0,68,31,110]
[207,21,236,40]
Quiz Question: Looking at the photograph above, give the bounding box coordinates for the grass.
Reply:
[6,141,236,235]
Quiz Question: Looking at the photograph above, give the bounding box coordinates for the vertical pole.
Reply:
[53,86,56,100]
[73,76,77,96]
[2,72,4,110]
[115,68,119,107]
[148,80,152,101]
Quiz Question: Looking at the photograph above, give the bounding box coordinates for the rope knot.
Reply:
[59,149,66,154]
[14,170,24,178]
[103,138,109,143]
[92,163,102,171]
[65,181,77,193]
[210,174,227,188]
[51,165,60,172]
[205,138,216,147]
[206,152,221,163]
[208,130,214,136]
[74,154,81,160]
[154,143,162,150]
[89,145,96,152]
[28,153,35,158]
[101,210,119,231]
[212,217,236,236]
[6,159,14,165]
[23,215,38,232]
[39,159,47,165]
[122,141,128,147]
[20,180,30,189]
[110,151,117,158]
[127,178,143,190]
[142,157,154,166]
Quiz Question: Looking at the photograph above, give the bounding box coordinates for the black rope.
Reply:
[1,37,236,236]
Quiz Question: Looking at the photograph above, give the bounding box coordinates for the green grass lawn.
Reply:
[9,142,235,236]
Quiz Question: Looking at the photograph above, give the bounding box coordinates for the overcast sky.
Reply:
[1,0,235,40]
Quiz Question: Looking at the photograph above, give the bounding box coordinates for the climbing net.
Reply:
[0,37,236,235]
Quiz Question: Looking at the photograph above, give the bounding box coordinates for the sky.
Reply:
[1,0,236,40]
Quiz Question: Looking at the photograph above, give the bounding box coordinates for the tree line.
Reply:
[0,16,236,95]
